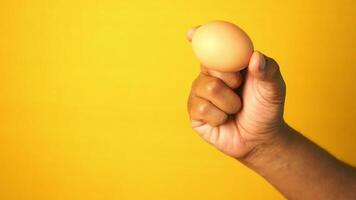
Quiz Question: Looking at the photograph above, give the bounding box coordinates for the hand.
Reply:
[187,28,287,158]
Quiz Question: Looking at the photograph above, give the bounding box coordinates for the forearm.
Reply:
[241,122,356,199]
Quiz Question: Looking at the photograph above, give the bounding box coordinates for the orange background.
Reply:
[1,0,355,199]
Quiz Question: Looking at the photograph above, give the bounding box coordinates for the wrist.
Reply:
[238,121,295,172]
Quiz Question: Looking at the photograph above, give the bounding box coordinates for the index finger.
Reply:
[201,66,243,89]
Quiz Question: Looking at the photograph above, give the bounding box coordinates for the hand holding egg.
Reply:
[187,21,287,160]
[189,20,254,72]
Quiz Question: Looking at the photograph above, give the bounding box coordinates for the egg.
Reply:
[191,20,254,72]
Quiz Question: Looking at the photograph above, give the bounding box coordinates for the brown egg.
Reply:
[192,20,254,72]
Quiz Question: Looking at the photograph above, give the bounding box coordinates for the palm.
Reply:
[193,71,285,158]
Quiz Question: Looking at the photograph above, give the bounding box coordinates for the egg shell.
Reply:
[192,21,254,72]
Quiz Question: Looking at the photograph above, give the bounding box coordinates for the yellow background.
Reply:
[1,0,355,199]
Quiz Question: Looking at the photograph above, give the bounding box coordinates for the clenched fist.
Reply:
[187,28,286,158]
[186,26,356,199]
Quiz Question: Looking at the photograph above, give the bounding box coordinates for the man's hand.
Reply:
[187,28,286,158]
[187,26,356,199]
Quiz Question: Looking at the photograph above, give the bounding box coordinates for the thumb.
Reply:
[248,51,286,100]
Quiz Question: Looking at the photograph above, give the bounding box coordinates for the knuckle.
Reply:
[205,78,224,95]
[196,101,212,116]
[191,74,206,93]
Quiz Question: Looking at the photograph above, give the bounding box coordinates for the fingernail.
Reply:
[187,26,201,42]
[186,27,198,42]
[259,53,266,71]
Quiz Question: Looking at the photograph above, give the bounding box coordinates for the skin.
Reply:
[187,27,356,199]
